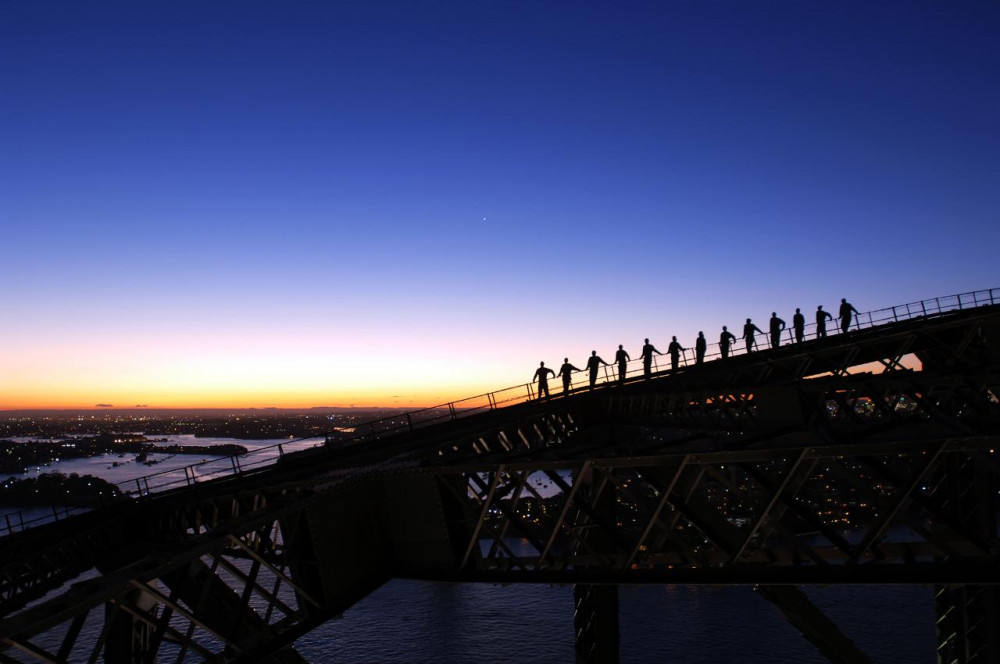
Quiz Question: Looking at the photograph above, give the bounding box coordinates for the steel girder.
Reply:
[601,366,1000,437]
[391,436,1000,586]
[573,584,619,664]
[0,501,330,663]
[933,453,1000,664]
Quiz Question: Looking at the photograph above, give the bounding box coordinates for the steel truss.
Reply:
[0,501,330,663]
[601,366,1000,436]
[409,436,1000,584]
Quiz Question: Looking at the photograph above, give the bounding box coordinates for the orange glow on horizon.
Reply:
[0,382,506,411]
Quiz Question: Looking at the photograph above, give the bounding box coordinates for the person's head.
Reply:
[564,357,569,363]
[699,331,704,337]
[539,361,545,367]
[746,318,751,323]
[723,326,728,331]
[644,338,649,344]
[672,336,677,341]
[618,344,623,349]
[591,350,596,356]
[841,298,846,303]
[818,305,823,310]
[796,307,800,313]
[772,312,776,317]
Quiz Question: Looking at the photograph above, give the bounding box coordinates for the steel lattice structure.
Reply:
[1,299,999,663]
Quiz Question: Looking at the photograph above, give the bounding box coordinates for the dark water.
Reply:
[294,580,936,663]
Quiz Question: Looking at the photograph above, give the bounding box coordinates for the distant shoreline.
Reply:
[0,435,248,474]
[0,406,420,416]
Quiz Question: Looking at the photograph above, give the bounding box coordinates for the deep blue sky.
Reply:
[2,1,998,407]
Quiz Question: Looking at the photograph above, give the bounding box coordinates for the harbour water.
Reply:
[293,580,935,663]
[2,436,938,662]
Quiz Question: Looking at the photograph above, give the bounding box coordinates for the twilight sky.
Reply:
[2,1,998,409]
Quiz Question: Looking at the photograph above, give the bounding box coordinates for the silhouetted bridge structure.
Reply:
[2,289,1000,663]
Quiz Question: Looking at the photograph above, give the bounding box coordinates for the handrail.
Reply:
[3,286,997,536]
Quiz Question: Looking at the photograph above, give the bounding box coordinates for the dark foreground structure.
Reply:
[2,289,1000,663]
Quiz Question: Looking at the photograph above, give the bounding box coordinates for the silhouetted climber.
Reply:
[769,312,786,349]
[639,338,662,379]
[742,318,763,354]
[816,305,832,338]
[533,361,555,400]
[614,344,630,383]
[668,336,686,371]
[793,308,805,344]
[556,357,580,397]
[695,331,707,365]
[839,298,860,334]
[585,350,609,390]
[720,326,736,359]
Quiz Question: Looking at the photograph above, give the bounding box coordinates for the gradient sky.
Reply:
[2,1,998,409]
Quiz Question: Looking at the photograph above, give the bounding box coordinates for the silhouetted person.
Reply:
[585,350,609,390]
[793,308,805,344]
[533,361,555,400]
[556,357,580,396]
[839,298,860,334]
[742,318,763,353]
[816,305,832,338]
[769,312,786,349]
[720,326,736,359]
[667,336,686,371]
[695,331,706,365]
[639,338,662,379]
[614,344,630,383]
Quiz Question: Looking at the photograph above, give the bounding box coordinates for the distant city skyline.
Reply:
[2,2,998,409]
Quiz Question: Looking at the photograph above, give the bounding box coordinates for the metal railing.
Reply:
[2,287,997,537]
